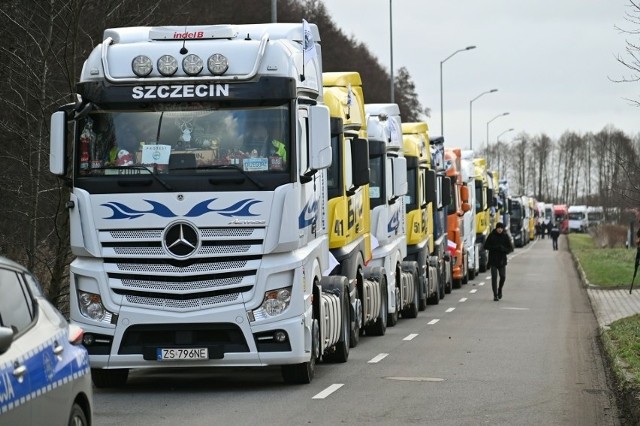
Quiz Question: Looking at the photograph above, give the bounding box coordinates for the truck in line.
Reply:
[445,148,471,288]
[473,158,491,272]
[50,22,350,386]
[461,151,479,280]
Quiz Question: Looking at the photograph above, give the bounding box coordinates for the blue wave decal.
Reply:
[185,198,262,217]
[298,199,318,229]
[387,210,400,233]
[102,200,178,220]
[184,198,218,217]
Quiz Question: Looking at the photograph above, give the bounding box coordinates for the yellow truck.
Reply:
[473,158,491,272]
[323,72,388,347]
[402,123,442,305]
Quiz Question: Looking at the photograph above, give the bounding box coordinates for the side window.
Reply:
[0,269,35,334]
[298,112,308,173]
[23,273,44,298]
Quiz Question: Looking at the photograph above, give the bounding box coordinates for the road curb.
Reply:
[568,236,640,425]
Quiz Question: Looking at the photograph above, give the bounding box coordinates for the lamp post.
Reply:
[496,128,514,144]
[390,0,394,102]
[440,45,476,137]
[469,88,497,151]
[486,112,509,150]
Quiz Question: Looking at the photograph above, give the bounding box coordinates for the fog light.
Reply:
[182,54,203,76]
[83,333,95,346]
[132,55,153,77]
[274,331,287,343]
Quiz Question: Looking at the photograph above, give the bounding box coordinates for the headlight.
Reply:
[78,291,106,321]
[182,54,203,76]
[157,55,178,76]
[207,53,229,75]
[251,287,292,320]
[132,55,153,77]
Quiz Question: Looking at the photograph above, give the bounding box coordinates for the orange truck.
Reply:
[445,148,471,288]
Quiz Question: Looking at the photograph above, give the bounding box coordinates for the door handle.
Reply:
[13,364,27,380]
[53,344,64,356]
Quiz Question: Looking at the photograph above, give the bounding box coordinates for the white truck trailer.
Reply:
[49,23,349,386]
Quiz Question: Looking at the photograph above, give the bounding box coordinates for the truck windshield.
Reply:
[75,103,291,177]
[511,204,522,220]
[569,212,584,220]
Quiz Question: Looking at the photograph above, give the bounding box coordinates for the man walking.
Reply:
[483,222,514,301]
[550,224,560,251]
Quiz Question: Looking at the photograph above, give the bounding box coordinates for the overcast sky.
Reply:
[320,0,638,151]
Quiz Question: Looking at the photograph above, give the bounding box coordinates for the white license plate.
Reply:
[157,348,209,360]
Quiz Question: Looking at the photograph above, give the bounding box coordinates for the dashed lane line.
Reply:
[469,289,478,294]
[368,353,389,363]
[478,281,485,286]
[403,333,419,341]
[459,298,468,302]
[312,384,344,399]
[485,275,491,280]
[445,307,455,313]
[427,319,440,325]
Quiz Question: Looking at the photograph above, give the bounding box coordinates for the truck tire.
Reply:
[91,368,129,388]
[387,288,400,327]
[282,318,319,384]
[349,281,362,348]
[400,263,419,319]
[365,275,387,336]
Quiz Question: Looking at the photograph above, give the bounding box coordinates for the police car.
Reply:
[0,256,92,425]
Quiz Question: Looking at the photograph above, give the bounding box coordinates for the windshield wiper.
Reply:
[197,164,264,189]
[105,166,174,191]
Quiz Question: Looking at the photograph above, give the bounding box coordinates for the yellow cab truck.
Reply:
[365,103,422,326]
[473,158,492,272]
[430,137,453,296]
[445,148,471,288]
[401,123,442,306]
[528,197,537,242]
[323,72,388,347]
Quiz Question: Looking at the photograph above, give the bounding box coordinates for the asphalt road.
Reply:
[93,236,621,425]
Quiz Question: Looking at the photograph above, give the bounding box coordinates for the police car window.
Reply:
[0,269,34,333]
[23,273,44,298]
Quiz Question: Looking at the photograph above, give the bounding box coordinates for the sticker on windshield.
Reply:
[242,158,269,171]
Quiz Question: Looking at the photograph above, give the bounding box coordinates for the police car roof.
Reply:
[0,256,29,273]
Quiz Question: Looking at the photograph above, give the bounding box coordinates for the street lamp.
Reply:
[486,112,509,149]
[440,45,476,137]
[496,128,514,144]
[390,0,394,102]
[469,88,497,151]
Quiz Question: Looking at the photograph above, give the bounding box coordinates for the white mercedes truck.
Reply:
[49,23,350,386]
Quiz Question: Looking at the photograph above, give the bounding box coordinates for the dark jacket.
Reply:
[483,229,514,268]
[550,226,560,240]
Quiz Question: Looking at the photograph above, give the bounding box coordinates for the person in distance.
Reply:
[483,222,514,301]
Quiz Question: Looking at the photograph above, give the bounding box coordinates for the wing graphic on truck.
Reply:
[102,200,178,219]
[298,199,318,229]
[184,198,261,217]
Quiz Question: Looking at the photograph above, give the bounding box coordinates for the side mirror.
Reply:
[309,105,332,170]
[0,326,14,355]
[392,157,407,197]
[351,138,370,188]
[442,177,451,208]
[460,185,469,203]
[50,111,67,175]
[426,169,437,204]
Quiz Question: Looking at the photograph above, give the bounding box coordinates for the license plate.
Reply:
[156,348,209,360]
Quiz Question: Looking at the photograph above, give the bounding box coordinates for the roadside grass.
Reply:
[602,314,640,397]
[567,233,636,287]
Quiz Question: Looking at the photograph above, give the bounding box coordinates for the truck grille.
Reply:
[100,226,264,312]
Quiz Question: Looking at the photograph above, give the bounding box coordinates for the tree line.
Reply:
[483,126,640,216]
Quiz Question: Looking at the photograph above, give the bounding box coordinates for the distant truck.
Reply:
[445,148,471,288]
[568,205,588,232]
[587,206,604,227]
[510,196,527,248]
[461,151,479,280]
[553,204,569,234]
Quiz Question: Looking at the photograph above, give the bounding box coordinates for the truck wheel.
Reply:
[282,318,318,384]
[324,286,350,363]
[68,403,88,426]
[365,278,387,336]
[400,264,419,319]
[91,368,128,388]
[452,278,461,290]
[349,285,361,348]
[387,287,400,327]
[468,267,476,280]
[427,276,440,305]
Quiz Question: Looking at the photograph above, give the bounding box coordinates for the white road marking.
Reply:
[485,275,491,280]
[478,281,485,286]
[427,319,440,325]
[385,376,445,382]
[500,307,530,311]
[459,298,468,302]
[368,353,389,363]
[403,333,419,341]
[312,384,344,399]
[445,307,455,313]
[469,289,478,294]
